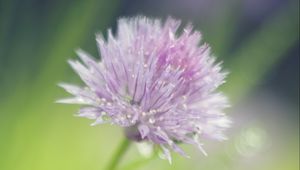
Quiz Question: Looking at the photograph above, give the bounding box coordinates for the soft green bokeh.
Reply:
[0,0,298,170]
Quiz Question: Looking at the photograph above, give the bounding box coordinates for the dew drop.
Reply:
[149,117,155,124]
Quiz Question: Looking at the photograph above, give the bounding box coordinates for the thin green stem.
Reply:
[105,137,131,170]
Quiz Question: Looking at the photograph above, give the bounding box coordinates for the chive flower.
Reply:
[58,16,231,162]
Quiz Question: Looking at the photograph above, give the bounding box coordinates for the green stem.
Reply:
[105,138,131,170]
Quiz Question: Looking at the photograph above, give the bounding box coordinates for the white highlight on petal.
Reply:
[56,97,87,104]
[159,146,172,164]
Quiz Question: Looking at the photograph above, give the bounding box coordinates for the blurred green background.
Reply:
[0,0,299,170]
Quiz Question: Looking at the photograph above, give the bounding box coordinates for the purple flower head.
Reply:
[58,16,231,162]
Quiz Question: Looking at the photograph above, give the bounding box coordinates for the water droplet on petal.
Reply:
[149,117,155,124]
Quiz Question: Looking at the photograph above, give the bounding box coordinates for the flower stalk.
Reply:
[105,138,131,170]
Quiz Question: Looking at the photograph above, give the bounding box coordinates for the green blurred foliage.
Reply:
[0,0,298,170]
